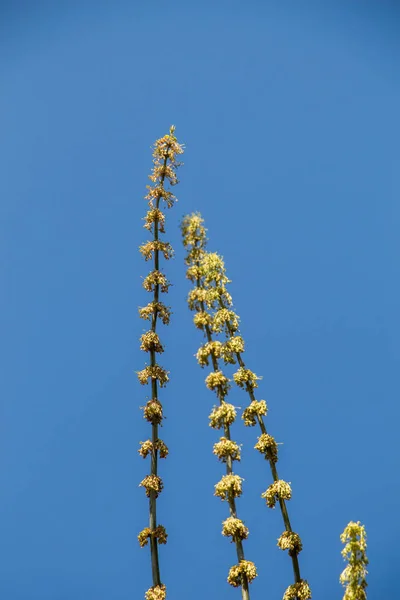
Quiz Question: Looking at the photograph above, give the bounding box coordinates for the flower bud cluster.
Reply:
[340,521,368,600]
[227,560,258,588]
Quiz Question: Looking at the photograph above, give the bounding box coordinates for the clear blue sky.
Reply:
[1,2,399,598]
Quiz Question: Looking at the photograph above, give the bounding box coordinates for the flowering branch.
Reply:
[181,213,310,600]
[181,214,257,600]
[137,127,184,600]
[340,521,368,600]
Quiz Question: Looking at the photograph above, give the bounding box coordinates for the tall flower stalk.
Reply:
[137,127,184,600]
[181,214,257,600]
[340,521,368,600]
[181,213,310,600]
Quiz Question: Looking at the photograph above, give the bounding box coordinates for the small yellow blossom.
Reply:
[187,288,207,308]
[137,365,169,387]
[262,480,292,508]
[201,252,231,286]
[233,367,261,389]
[193,311,213,329]
[142,399,163,424]
[196,341,224,366]
[205,370,230,395]
[138,525,168,548]
[181,212,207,248]
[277,530,303,554]
[214,474,243,500]
[209,402,237,428]
[222,517,249,542]
[140,331,164,353]
[283,580,311,600]
[212,308,240,333]
[221,336,244,365]
[149,163,178,186]
[224,335,245,354]
[139,301,171,325]
[213,437,241,462]
[138,439,169,459]
[138,440,153,458]
[242,400,268,426]
[143,208,165,233]
[139,474,164,498]
[156,439,169,458]
[139,240,173,262]
[227,560,258,587]
[145,584,167,600]
[186,264,204,282]
[142,270,170,293]
[340,521,368,600]
[138,527,152,547]
[145,185,175,209]
[255,433,278,462]
[187,287,221,310]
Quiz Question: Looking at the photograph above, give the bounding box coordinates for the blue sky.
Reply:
[1,2,399,598]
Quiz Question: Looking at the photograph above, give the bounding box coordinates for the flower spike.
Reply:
[137,128,184,599]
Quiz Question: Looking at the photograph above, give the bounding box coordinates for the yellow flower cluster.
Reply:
[213,437,241,462]
[145,584,167,600]
[152,126,183,162]
[145,184,175,209]
[143,208,166,233]
[187,287,221,310]
[138,440,153,458]
[242,400,268,426]
[277,530,303,554]
[142,270,170,294]
[145,127,184,208]
[155,439,169,459]
[222,517,249,541]
[224,335,245,355]
[142,399,163,424]
[137,365,169,387]
[233,367,261,389]
[138,525,168,548]
[193,311,212,329]
[149,164,178,186]
[211,308,240,333]
[139,475,164,498]
[227,560,258,587]
[205,370,230,395]
[255,433,278,462]
[200,252,231,286]
[139,240,174,262]
[196,341,223,366]
[262,480,292,508]
[196,339,242,368]
[209,402,237,429]
[185,264,203,282]
[181,212,207,250]
[139,301,171,325]
[340,521,368,600]
[140,331,164,353]
[214,474,243,500]
[138,439,169,459]
[283,580,312,600]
